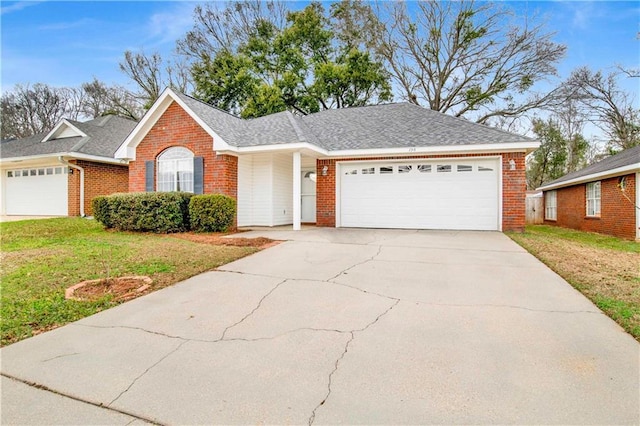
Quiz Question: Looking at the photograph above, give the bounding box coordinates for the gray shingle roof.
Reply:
[1,115,137,159]
[541,145,640,188]
[172,92,535,151]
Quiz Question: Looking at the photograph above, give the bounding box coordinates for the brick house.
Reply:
[0,116,135,216]
[538,146,640,240]
[116,88,538,232]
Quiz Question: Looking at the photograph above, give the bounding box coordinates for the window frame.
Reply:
[585,181,601,217]
[545,191,557,221]
[156,147,195,193]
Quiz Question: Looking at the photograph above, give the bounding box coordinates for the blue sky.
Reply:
[1,1,639,97]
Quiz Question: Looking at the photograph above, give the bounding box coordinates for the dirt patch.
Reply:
[66,276,152,302]
[170,232,279,248]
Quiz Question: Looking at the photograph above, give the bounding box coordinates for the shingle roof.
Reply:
[1,115,137,159]
[171,92,535,151]
[541,145,640,188]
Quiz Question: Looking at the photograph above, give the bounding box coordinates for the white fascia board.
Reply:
[218,142,326,156]
[41,119,87,142]
[218,141,537,158]
[538,163,640,191]
[0,153,128,167]
[326,141,538,158]
[114,88,232,160]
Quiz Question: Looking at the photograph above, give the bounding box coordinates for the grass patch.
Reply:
[508,225,640,341]
[1,218,259,346]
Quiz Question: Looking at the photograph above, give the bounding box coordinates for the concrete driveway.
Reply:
[1,229,638,424]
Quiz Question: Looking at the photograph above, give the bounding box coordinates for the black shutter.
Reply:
[145,160,155,192]
[193,157,204,194]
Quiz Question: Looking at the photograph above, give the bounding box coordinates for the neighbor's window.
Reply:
[157,147,194,192]
[586,181,601,217]
[545,191,557,220]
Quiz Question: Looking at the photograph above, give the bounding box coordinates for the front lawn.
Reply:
[0,218,260,346]
[508,225,640,340]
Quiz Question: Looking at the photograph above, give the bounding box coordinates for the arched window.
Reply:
[157,147,194,192]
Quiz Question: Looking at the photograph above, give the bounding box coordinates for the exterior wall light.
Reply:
[322,165,329,176]
[509,159,516,171]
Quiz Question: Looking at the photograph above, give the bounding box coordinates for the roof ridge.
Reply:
[175,91,243,121]
[285,112,307,142]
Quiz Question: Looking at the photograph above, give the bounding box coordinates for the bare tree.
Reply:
[565,67,640,150]
[176,1,289,59]
[120,50,191,108]
[0,83,75,139]
[81,78,143,120]
[364,0,566,124]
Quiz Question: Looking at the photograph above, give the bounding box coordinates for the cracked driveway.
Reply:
[1,228,638,425]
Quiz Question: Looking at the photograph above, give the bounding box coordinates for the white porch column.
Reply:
[293,151,301,230]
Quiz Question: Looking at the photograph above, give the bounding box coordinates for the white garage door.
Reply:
[5,166,68,215]
[339,159,499,230]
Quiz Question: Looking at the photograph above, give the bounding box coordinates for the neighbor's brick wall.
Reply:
[68,160,129,216]
[544,173,637,240]
[316,152,527,232]
[129,101,237,198]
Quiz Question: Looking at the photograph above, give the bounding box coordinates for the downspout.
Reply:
[58,156,85,217]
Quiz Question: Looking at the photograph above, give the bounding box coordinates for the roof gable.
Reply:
[41,119,87,142]
[1,115,137,162]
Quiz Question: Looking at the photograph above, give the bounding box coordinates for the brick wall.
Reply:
[68,160,129,216]
[315,152,527,231]
[544,173,637,240]
[129,101,238,198]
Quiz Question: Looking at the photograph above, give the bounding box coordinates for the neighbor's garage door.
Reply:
[339,159,499,230]
[5,166,68,215]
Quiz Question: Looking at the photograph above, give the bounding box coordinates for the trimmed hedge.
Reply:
[189,194,236,233]
[92,192,193,233]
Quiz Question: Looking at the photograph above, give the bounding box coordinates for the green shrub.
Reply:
[93,192,193,233]
[91,196,112,228]
[189,194,236,232]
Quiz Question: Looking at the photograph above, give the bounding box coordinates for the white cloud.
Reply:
[1,1,43,15]
[144,2,198,49]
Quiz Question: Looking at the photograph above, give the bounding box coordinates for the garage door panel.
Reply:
[5,166,68,215]
[340,159,499,231]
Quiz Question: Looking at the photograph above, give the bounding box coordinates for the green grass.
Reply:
[515,225,640,253]
[509,225,640,341]
[1,218,258,346]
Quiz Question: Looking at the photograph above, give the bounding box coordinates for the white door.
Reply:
[339,159,499,230]
[301,170,317,223]
[5,166,68,215]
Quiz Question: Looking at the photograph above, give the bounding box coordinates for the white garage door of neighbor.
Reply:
[5,166,68,215]
[339,159,500,231]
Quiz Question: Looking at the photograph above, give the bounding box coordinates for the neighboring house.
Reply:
[116,88,538,232]
[0,116,136,217]
[538,145,640,240]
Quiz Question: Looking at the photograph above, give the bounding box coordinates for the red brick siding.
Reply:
[129,101,237,198]
[68,160,129,216]
[315,152,527,231]
[544,173,637,240]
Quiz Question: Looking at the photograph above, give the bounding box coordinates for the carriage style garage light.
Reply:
[509,159,516,171]
[322,165,329,176]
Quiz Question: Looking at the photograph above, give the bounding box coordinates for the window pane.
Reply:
[30,169,37,176]
[46,168,53,175]
[380,166,393,174]
[437,165,451,173]
[398,165,412,174]
[157,147,195,192]
[7,171,13,177]
[38,169,45,175]
[417,165,431,173]
[457,165,473,172]
[362,167,375,175]
[478,166,493,172]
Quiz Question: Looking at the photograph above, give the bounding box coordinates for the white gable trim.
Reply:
[114,88,232,160]
[538,163,640,191]
[42,119,87,142]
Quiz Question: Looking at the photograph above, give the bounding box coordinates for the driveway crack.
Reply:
[327,245,382,282]
[108,340,187,407]
[308,299,399,425]
[220,278,288,340]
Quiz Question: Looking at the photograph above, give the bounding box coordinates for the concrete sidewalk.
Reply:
[1,229,638,424]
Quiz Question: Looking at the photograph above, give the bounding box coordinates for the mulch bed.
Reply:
[170,232,279,248]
